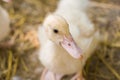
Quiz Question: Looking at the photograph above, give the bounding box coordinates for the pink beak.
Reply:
[61,35,83,59]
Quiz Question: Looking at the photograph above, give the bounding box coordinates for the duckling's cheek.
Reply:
[53,35,63,44]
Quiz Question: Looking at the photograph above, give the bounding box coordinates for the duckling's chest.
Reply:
[39,41,83,74]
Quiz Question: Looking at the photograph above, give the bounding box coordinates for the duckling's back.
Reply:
[55,0,89,17]
[56,0,89,11]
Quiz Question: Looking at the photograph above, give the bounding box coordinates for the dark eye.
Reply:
[53,29,59,33]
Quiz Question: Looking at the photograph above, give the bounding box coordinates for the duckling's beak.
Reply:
[60,35,83,59]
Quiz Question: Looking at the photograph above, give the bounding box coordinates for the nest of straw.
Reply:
[0,0,120,80]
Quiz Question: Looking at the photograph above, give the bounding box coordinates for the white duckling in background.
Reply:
[38,0,100,80]
[0,0,10,41]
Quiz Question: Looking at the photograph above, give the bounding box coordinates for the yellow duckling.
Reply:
[38,14,99,80]
[38,0,100,80]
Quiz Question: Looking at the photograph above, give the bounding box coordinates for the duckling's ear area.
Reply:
[60,35,83,59]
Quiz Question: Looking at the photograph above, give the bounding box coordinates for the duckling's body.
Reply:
[40,37,82,75]
[39,27,99,75]
[38,0,100,79]
[0,6,10,41]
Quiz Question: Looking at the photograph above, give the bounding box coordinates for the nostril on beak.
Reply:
[68,43,71,46]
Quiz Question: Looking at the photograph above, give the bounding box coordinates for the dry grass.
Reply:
[0,0,120,80]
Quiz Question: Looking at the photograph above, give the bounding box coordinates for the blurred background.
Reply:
[0,0,120,80]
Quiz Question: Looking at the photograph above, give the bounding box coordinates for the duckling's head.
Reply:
[43,14,82,59]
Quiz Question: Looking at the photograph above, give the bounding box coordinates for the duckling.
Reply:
[38,0,100,80]
[0,6,10,41]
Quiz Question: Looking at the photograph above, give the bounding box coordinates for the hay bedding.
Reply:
[0,0,120,80]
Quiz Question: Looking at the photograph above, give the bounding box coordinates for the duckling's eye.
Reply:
[53,29,59,34]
